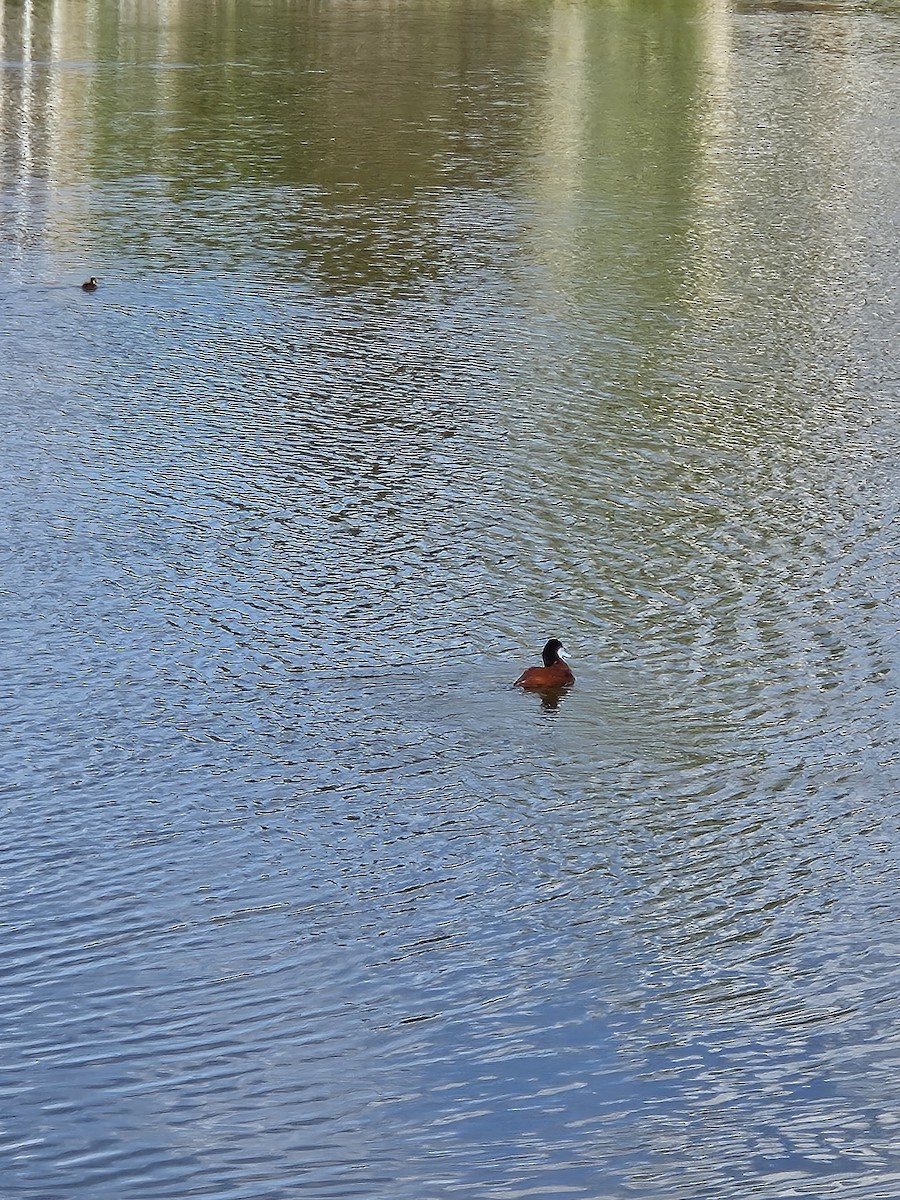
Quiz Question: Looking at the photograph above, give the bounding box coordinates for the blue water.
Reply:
[3,1,900,1197]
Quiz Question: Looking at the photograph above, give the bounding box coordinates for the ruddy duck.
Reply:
[514,638,574,690]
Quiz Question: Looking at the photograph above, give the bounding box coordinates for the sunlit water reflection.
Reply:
[2,1,900,1197]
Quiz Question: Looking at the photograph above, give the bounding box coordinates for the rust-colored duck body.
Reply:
[514,638,574,690]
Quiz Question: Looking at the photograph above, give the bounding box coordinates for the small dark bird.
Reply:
[514,638,575,690]
[81,277,98,292]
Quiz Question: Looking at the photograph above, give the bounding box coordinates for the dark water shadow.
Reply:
[733,0,858,11]
[518,685,573,715]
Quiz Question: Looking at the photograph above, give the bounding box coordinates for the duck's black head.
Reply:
[541,638,565,667]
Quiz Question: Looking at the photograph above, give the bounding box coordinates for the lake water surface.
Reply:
[3,1,900,1197]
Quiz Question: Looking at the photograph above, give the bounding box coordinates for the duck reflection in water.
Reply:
[514,638,574,709]
[535,685,570,713]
